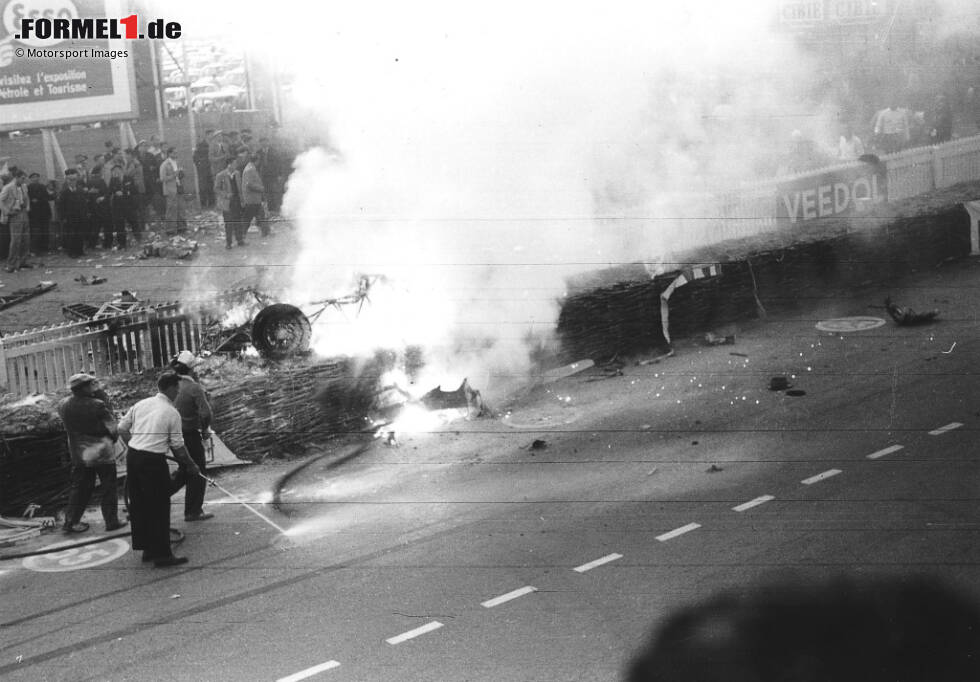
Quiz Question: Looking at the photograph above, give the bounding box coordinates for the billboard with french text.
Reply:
[0,0,137,131]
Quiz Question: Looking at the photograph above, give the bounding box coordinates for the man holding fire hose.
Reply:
[168,350,215,522]
[118,372,199,567]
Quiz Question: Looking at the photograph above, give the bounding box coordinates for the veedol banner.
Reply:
[776,159,887,226]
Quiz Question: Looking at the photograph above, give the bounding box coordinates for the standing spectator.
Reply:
[0,166,8,261]
[57,373,127,534]
[58,168,89,258]
[873,103,910,155]
[159,147,187,232]
[86,166,111,249]
[169,351,215,522]
[118,371,198,567]
[256,137,283,214]
[107,164,139,249]
[226,130,243,155]
[193,131,214,208]
[74,154,90,186]
[930,94,953,144]
[27,172,54,254]
[122,148,145,237]
[838,124,866,161]
[208,130,229,178]
[215,156,243,248]
[237,150,268,237]
[967,86,980,133]
[138,141,165,226]
[1,169,31,272]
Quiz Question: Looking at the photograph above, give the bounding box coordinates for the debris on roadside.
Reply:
[884,297,940,326]
[539,359,595,384]
[139,233,199,260]
[768,376,791,391]
[638,349,675,366]
[704,323,738,345]
[706,464,723,473]
[74,274,107,285]
[0,281,57,311]
[528,439,548,451]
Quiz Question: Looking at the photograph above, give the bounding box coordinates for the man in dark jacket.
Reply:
[85,166,111,249]
[58,169,89,257]
[168,350,215,521]
[57,373,127,534]
[193,131,214,208]
[27,173,54,253]
[107,164,139,249]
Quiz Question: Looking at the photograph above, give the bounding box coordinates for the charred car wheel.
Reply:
[251,304,312,358]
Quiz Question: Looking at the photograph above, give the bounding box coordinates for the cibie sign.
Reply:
[776,161,887,225]
[779,0,888,26]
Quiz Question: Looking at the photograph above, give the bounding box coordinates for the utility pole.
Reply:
[149,39,165,142]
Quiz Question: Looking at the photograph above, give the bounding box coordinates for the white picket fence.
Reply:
[0,303,201,396]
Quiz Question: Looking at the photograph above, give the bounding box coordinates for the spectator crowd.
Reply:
[0,128,291,272]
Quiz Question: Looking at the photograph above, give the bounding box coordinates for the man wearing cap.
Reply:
[169,350,214,522]
[118,371,199,567]
[57,374,127,534]
[58,168,90,258]
[27,172,54,254]
[74,154,90,186]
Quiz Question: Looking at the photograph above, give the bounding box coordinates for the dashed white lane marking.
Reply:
[929,422,962,436]
[573,553,623,573]
[867,445,904,459]
[801,469,842,485]
[481,586,537,608]
[276,660,340,682]
[656,523,701,542]
[732,495,775,512]
[386,621,444,645]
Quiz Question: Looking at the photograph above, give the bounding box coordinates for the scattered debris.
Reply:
[420,378,487,417]
[139,234,199,260]
[706,464,723,473]
[638,349,675,366]
[0,282,57,311]
[539,359,595,384]
[705,324,738,345]
[647,467,658,476]
[884,297,940,326]
[768,376,792,391]
[74,274,107,285]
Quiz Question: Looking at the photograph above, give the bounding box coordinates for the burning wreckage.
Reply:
[190,275,489,439]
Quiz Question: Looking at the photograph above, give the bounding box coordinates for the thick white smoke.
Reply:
[163,1,824,393]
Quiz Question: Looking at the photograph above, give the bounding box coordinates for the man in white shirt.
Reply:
[873,104,910,155]
[119,371,200,567]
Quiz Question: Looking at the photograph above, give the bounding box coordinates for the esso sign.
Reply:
[3,0,78,47]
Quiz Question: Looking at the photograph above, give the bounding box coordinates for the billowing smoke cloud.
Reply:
[161,1,843,393]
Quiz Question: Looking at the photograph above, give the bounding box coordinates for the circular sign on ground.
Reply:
[23,539,130,572]
[815,317,886,333]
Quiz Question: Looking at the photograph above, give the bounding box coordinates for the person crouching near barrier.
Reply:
[118,371,200,567]
[169,350,215,522]
[58,373,127,534]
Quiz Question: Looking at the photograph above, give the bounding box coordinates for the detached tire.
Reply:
[251,304,312,358]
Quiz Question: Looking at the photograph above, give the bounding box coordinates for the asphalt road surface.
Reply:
[2,260,980,681]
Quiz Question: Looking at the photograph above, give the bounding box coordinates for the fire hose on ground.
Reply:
[0,456,287,560]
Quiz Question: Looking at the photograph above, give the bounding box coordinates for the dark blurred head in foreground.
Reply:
[626,574,980,682]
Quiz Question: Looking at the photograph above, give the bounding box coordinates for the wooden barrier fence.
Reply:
[0,303,201,396]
